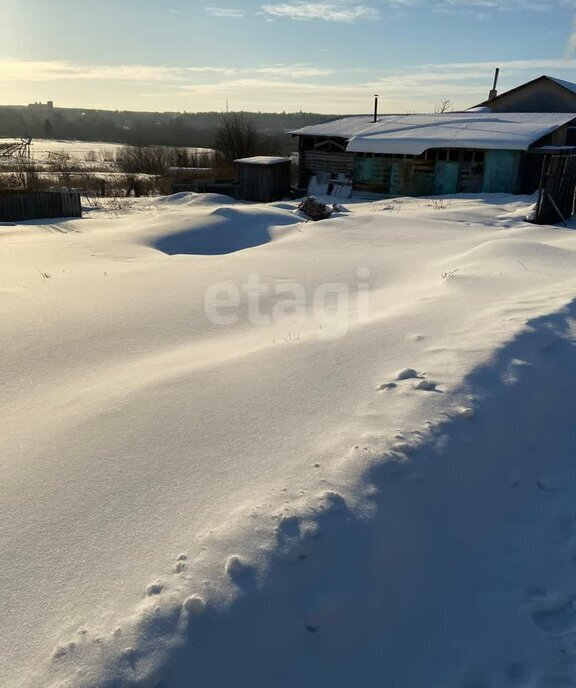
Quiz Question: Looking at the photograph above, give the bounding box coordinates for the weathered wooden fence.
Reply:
[531,149,576,225]
[0,190,82,222]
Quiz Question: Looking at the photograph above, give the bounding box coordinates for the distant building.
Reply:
[474,75,576,114]
[28,101,54,112]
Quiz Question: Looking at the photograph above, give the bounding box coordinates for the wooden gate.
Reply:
[531,148,576,225]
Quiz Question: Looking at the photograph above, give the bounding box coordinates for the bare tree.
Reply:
[215,114,259,164]
[434,99,454,114]
[3,162,42,191]
[47,151,79,186]
[214,114,283,164]
[116,146,171,176]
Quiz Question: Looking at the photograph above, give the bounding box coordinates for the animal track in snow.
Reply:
[173,553,188,573]
[146,581,164,596]
[225,555,253,582]
[183,595,206,617]
[458,407,474,420]
[390,441,414,455]
[415,379,439,392]
[379,367,426,391]
[52,642,76,660]
[396,368,421,381]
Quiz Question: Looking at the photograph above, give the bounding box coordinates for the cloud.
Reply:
[0,59,334,83]
[395,0,570,8]
[205,6,245,16]
[256,65,335,77]
[566,11,576,57]
[416,57,576,71]
[4,55,576,113]
[0,60,185,82]
[259,0,568,23]
[261,2,380,22]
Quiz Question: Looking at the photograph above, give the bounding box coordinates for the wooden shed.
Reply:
[0,190,82,222]
[235,156,291,202]
[292,112,576,198]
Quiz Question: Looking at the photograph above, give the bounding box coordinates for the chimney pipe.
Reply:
[489,68,500,100]
[373,94,379,123]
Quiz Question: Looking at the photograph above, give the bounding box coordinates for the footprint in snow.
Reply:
[146,581,164,596]
[225,555,257,589]
[121,647,137,669]
[52,642,76,660]
[174,553,188,573]
[183,595,206,617]
[378,368,424,391]
[396,368,421,381]
[458,407,474,420]
[415,379,440,392]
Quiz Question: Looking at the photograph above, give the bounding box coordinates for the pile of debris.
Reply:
[297,196,342,221]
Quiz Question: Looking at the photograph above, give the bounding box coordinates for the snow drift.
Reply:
[2,193,576,687]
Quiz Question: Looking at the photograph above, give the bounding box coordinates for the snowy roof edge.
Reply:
[290,112,576,140]
[234,156,290,165]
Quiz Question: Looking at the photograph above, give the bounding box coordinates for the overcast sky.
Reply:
[1,0,575,113]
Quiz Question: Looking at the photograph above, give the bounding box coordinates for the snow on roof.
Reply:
[234,156,290,165]
[291,115,401,139]
[292,113,576,156]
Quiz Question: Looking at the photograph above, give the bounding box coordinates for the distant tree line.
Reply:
[0,105,336,150]
[114,115,288,174]
[0,112,309,195]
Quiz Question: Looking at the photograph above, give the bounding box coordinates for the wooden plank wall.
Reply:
[533,152,576,224]
[0,191,82,222]
[356,158,435,196]
[237,162,291,202]
[301,150,356,176]
[298,136,491,196]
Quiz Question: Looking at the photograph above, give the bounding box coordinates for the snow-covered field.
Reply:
[2,193,576,687]
[20,139,214,167]
[30,138,124,161]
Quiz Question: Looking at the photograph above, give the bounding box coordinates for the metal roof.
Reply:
[291,112,576,155]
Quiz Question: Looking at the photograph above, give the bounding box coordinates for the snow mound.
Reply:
[151,205,303,255]
[151,192,240,207]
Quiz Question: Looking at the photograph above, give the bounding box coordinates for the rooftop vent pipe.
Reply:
[489,68,500,100]
[373,94,379,123]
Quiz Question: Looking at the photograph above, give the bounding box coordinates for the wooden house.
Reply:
[292,112,576,198]
[474,75,576,115]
